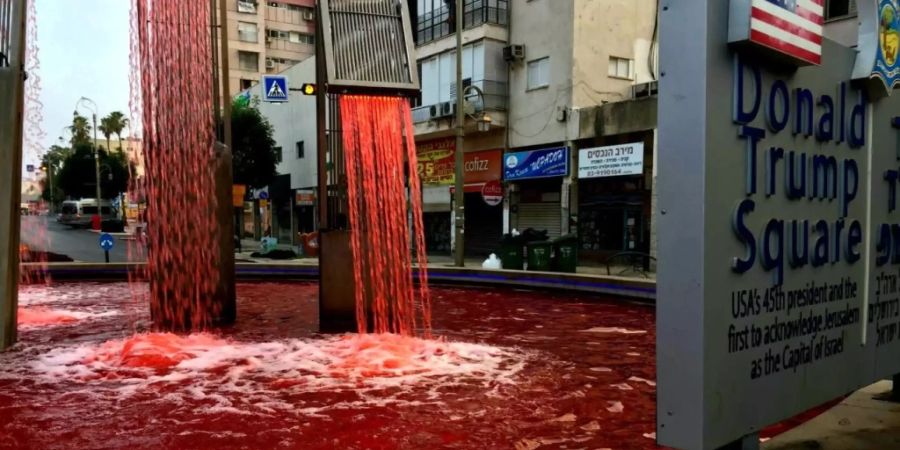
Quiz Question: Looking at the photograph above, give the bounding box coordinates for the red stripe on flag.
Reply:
[750,30,821,65]
[806,0,823,5]
[752,7,822,45]
[795,6,824,25]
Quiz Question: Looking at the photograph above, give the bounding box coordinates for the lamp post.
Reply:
[74,97,102,226]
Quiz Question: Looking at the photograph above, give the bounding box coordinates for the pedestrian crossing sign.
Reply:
[262,75,288,103]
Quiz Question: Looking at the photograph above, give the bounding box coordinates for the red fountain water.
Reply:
[131,0,222,331]
[19,0,50,287]
[339,95,431,336]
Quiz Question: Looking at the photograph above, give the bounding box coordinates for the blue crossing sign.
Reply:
[99,233,115,251]
[262,75,288,103]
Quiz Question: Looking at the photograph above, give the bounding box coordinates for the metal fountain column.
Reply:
[0,0,27,350]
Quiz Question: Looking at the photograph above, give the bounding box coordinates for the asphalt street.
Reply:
[19,215,144,263]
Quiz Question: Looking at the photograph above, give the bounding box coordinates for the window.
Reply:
[289,32,315,45]
[237,0,257,14]
[275,146,283,164]
[238,51,259,71]
[296,141,305,159]
[825,0,857,20]
[526,57,550,90]
[240,79,253,90]
[237,21,258,42]
[608,56,633,80]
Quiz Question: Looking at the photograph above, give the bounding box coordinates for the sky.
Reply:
[23,0,132,175]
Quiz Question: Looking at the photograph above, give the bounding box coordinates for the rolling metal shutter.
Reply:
[517,202,561,239]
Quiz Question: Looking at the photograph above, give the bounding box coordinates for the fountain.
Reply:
[314,0,427,334]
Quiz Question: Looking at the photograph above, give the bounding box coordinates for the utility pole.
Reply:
[453,0,465,267]
[93,113,101,204]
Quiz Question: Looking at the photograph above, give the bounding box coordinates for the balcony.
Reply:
[412,79,507,124]
[416,0,508,46]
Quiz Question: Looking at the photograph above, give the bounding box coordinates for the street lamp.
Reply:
[74,96,102,227]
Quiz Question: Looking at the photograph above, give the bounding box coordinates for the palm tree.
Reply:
[69,113,92,146]
[104,111,129,152]
[98,116,114,156]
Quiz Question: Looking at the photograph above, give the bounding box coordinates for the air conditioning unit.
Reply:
[631,80,659,99]
[440,101,455,117]
[302,10,314,21]
[503,45,525,63]
[265,59,276,69]
[265,36,273,44]
[428,104,441,119]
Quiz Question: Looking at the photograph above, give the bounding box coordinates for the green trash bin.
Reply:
[526,241,552,271]
[499,235,525,270]
[552,234,579,273]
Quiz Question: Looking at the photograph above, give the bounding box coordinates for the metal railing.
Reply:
[416,0,508,46]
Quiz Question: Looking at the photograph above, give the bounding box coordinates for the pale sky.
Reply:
[23,0,132,173]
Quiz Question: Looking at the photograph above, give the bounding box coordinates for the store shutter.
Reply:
[517,202,562,239]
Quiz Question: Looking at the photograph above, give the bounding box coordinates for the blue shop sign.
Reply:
[503,146,569,181]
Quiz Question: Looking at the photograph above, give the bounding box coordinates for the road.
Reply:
[19,215,144,263]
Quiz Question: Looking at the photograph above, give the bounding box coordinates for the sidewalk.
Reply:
[236,239,656,279]
[763,380,900,450]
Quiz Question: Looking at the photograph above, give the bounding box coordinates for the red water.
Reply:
[1,282,658,449]
[20,0,51,287]
[339,96,431,336]
[131,0,221,331]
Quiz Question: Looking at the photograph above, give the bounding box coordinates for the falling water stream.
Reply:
[340,95,431,336]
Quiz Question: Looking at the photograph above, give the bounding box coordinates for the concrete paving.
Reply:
[763,381,900,450]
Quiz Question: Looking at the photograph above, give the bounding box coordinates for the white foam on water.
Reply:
[21,332,531,416]
[17,307,121,329]
[580,327,647,335]
[606,401,624,413]
[628,376,655,387]
[610,383,633,391]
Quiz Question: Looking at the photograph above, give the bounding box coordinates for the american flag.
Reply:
[750,0,824,65]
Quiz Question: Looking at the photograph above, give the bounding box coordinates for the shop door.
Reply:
[464,192,503,257]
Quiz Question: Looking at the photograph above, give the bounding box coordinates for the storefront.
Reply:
[576,133,653,262]
[505,146,570,239]
[416,137,504,256]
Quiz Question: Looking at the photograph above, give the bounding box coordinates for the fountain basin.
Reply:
[2,281,656,449]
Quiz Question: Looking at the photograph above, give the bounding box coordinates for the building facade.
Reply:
[411,0,660,264]
[237,57,318,244]
[224,0,316,96]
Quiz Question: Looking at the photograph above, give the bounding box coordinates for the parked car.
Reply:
[59,199,117,228]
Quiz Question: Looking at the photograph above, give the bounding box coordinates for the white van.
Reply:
[59,199,116,228]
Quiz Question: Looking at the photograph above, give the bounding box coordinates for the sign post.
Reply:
[99,232,114,264]
[262,75,289,103]
[658,1,900,449]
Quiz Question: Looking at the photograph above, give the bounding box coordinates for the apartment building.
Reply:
[411,0,660,263]
[224,0,316,96]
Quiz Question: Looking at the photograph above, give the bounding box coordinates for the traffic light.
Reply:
[301,83,317,96]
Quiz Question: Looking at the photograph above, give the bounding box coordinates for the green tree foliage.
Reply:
[56,143,131,200]
[69,113,92,147]
[40,145,72,205]
[101,111,130,150]
[231,98,278,189]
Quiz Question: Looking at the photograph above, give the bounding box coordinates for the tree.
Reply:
[101,111,129,152]
[69,112,92,147]
[98,117,114,157]
[231,98,278,189]
[106,111,129,144]
[40,145,72,206]
[56,143,130,200]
